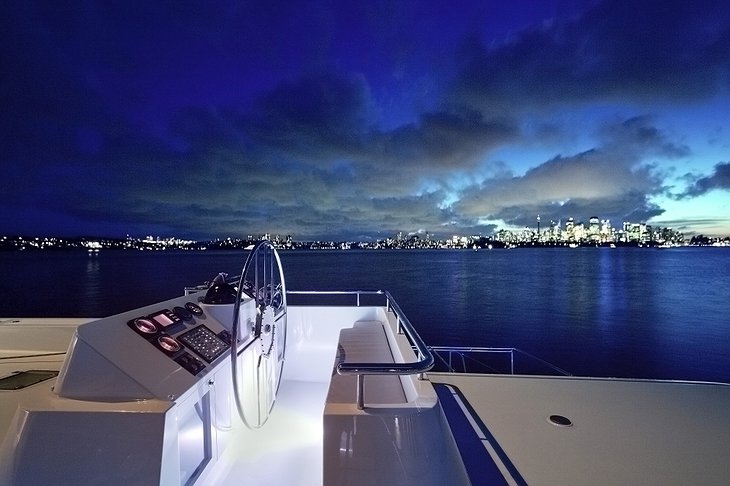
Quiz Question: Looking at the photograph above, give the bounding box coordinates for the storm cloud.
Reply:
[2,1,729,239]
[451,116,678,229]
[680,161,730,197]
[451,0,730,112]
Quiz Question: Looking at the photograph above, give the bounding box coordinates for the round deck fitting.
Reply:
[548,414,573,427]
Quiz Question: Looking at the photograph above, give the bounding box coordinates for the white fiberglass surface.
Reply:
[431,374,730,486]
[210,378,329,486]
[283,306,385,383]
[205,305,378,485]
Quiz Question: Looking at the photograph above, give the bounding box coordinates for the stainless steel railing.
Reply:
[187,263,435,409]
[429,346,570,376]
[287,290,435,408]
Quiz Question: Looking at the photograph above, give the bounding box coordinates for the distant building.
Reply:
[566,218,575,241]
[588,217,600,242]
[600,220,613,242]
[627,223,644,242]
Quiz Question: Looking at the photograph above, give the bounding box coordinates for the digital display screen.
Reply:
[154,313,174,327]
[150,310,179,328]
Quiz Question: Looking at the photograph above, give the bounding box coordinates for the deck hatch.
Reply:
[0,370,58,390]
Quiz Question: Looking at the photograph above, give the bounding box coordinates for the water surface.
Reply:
[1,247,727,382]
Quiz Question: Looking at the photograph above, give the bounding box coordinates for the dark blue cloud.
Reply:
[597,116,691,159]
[680,161,730,197]
[452,0,730,112]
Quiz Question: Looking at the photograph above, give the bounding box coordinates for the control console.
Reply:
[54,292,254,402]
[127,301,231,376]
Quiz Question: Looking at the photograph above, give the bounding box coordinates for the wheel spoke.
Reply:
[231,241,287,429]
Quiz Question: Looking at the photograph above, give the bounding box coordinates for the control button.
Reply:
[185,302,204,316]
[178,325,229,363]
[173,306,194,322]
[217,329,232,345]
[175,352,206,375]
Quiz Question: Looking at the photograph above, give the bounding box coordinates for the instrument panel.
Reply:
[127,301,231,376]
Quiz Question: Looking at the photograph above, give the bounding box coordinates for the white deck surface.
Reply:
[4,313,730,485]
[431,373,730,486]
[0,318,87,435]
[203,379,329,486]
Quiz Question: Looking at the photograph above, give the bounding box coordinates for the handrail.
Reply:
[286,289,435,409]
[287,290,434,375]
[185,284,433,375]
[184,283,435,408]
[429,345,571,376]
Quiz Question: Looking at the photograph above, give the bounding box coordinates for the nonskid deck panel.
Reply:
[434,383,525,485]
[429,373,730,486]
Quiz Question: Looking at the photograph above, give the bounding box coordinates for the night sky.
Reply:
[3,1,729,241]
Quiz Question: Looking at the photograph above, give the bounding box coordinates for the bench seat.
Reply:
[326,320,406,405]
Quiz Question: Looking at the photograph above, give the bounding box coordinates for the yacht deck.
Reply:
[2,308,729,485]
[430,373,730,485]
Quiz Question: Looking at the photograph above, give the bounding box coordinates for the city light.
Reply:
[2,215,728,252]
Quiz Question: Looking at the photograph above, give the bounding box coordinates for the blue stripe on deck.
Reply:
[434,383,526,486]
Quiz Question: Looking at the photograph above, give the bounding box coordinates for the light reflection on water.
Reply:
[1,247,727,382]
[82,254,101,317]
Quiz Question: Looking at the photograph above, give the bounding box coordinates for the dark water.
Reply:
[1,248,728,383]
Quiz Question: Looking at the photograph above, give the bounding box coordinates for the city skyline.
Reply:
[6,211,725,251]
[0,210,706,238]
[3,1,730,241]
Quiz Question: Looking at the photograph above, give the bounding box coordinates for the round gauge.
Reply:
[173,305,193,322]
[134,318,158,334]
[158,336,181,353]
[185,302,204,316]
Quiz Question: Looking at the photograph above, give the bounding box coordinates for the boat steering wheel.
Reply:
[231,241,287,428]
